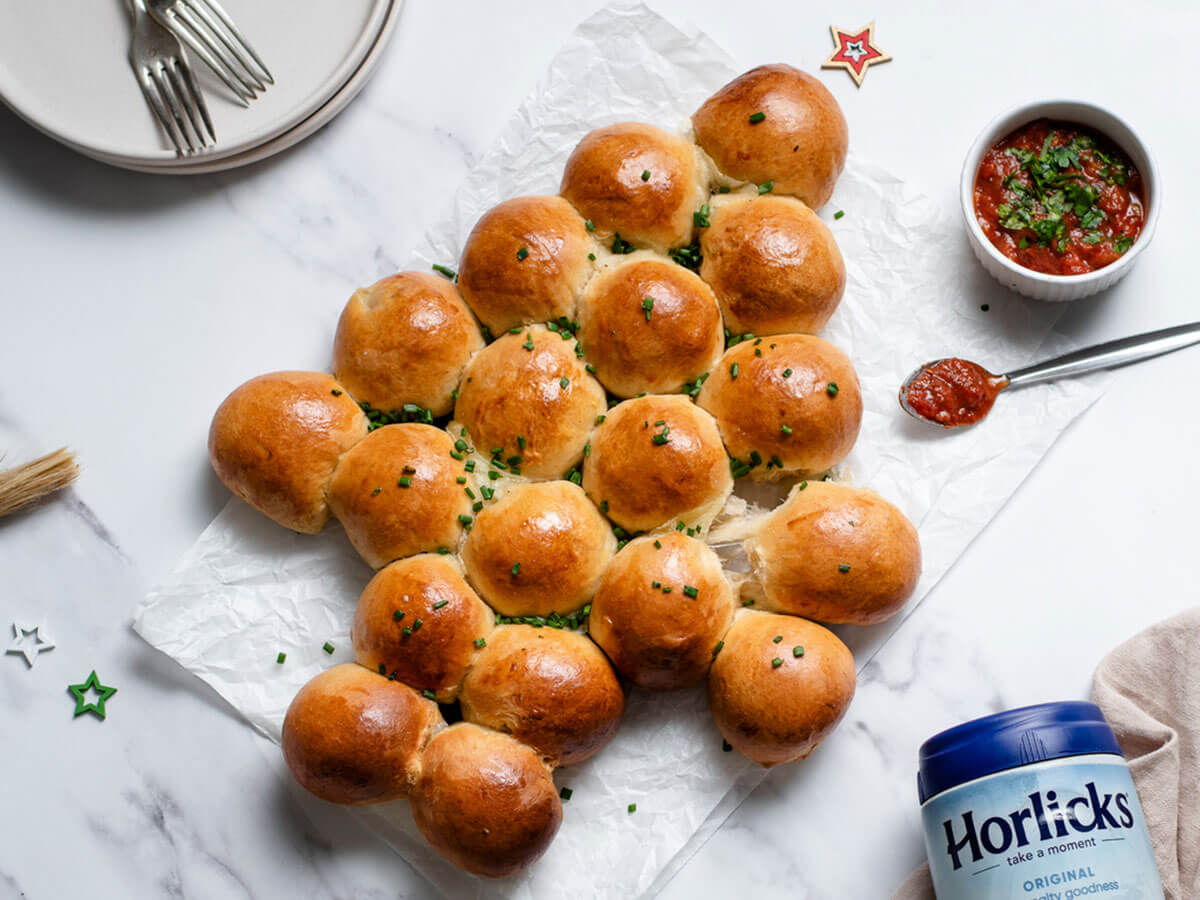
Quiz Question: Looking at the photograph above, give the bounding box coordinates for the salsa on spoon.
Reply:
[900,322,1200,428]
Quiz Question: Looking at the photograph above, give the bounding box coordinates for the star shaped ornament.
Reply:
[68,670,118,720]
[5,622,55,668]
[822,23,892,87]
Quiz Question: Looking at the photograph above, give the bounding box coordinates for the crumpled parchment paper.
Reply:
[134,5,1108,898]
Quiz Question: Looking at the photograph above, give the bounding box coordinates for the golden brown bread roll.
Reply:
[577,253,724,398]
[589,534,735,690]
[583,394,732,533]
[351,554,493,701]
[332,271,484,417]
[744,481,921,624]
[708,611,855,767]
[453,325,606,480]
[697,334,861,477]
[410,723,562,878]
[209,371,368,533]
[458,625,624,767]
[692,64,848,209]
[327,423,472,568]
[460,481,616,617]
[457,196,595,336]
[699,195,845,336]
[560,122,706,254]
[281,663,442,805]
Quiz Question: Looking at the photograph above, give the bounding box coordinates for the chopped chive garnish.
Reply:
[780,425,793,436]
[517,435,527,450]
[749,111,766,124]
[437,546,451,555]
[600,500,609,514]
[393,610,405,622]
[772,657,783,668]
[458,515,473,527]
[799,480,808,490]
[398,476,412,487]
[464,487,476,500]
[432,264,458,280]
[722,740,732,752]
[371,487,382,496]
[403,625,413,636]
[450,450,464,460]
[432,600,449,611]
[457,476,467,484]
[322,642,334,655]
[403,465,417,474]
[838,563,851,573]
[596,414,606,425]
[276,652,286,664]
[511,562,522,576]
[560,376,570,389]
[584,443,592,458]
[782,368,793,378]
[330,389,343,397]
[654,540,662,548]
[743,598,755,607]
[628,803,637,813]
[517,246,530,261]
[772,635,783,643]
[481,485,494,500]
[474,637,487,649]
[827,382,839,397]
[588,252,597,261]
[683,585,699,598]
[489,470,500,481]
[641,170,650,181]
[378,663,386,674]
[834,210,845,220]
[423,690,437,701]
[412,618,423,631]
[523,333,534,350]
[759,181,774,194]
[793,645,805,657]
[641,297,654,321]
[464,460,476,472]
[585,219,595,232]
[473,500,483,512]
[730,362,739,379]
[652,580,662,589]
[560,786,573,800]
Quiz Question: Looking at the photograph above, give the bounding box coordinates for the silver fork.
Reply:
[128,0,215,156]
[147,0,273,107]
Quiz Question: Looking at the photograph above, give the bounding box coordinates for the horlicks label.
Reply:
[921,754,1162,899]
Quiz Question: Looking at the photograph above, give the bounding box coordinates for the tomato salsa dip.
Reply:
[973,119,1144,276]
[902,358,1008,427]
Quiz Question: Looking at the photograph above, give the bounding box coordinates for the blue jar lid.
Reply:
[918,701,1122,803]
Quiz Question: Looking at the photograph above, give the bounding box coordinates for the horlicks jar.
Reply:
[918,702,1163,899]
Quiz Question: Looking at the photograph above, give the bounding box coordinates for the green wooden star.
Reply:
[67,670,117,720]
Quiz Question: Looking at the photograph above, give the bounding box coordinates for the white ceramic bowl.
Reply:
[960,100,1160,302]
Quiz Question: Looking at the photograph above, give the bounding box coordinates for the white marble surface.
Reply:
[1,1,1197,897]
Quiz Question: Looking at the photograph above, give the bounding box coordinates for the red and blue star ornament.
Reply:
[822,23,892,87]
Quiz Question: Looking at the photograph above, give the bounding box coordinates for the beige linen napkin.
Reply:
[892,607,1200,899]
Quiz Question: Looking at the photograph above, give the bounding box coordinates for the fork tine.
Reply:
[164,10,254,106]
[176,0,265,92]
[138,69,187,156]
[165,59,210,150]
[152,64,197,154]
[187,0,272,84]
[173,58,215,145]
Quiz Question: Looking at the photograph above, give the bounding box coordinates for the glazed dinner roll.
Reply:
[208,371,368,533]
[708,611,855,767]
[327,423,472,568]
[281,664,441,805]
[459,625,624,767]
[692,65,847,209]
[351,554,493,701]
[453,325,606,480]
[699,195,846,336]
[589,534,735,690]
[697,334,861,477]
[560,122,706,254]
[411,723,563,877]
[577,253,724,398]
[332,271,484,417]
[460,481,616,617]
[583,394,732,533]
[457,196,594,336]
[744,481,921,625]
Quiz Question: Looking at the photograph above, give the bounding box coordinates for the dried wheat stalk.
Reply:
[0,448,80,517]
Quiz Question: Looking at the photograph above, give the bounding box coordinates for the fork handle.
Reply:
[1005,322,1200,388]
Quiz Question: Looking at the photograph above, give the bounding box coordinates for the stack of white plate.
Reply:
[0,0,403,173]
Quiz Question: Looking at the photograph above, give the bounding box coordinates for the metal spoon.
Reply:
[899,321,1200,428]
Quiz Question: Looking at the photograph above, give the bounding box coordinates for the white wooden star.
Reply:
[6,622,55,668]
